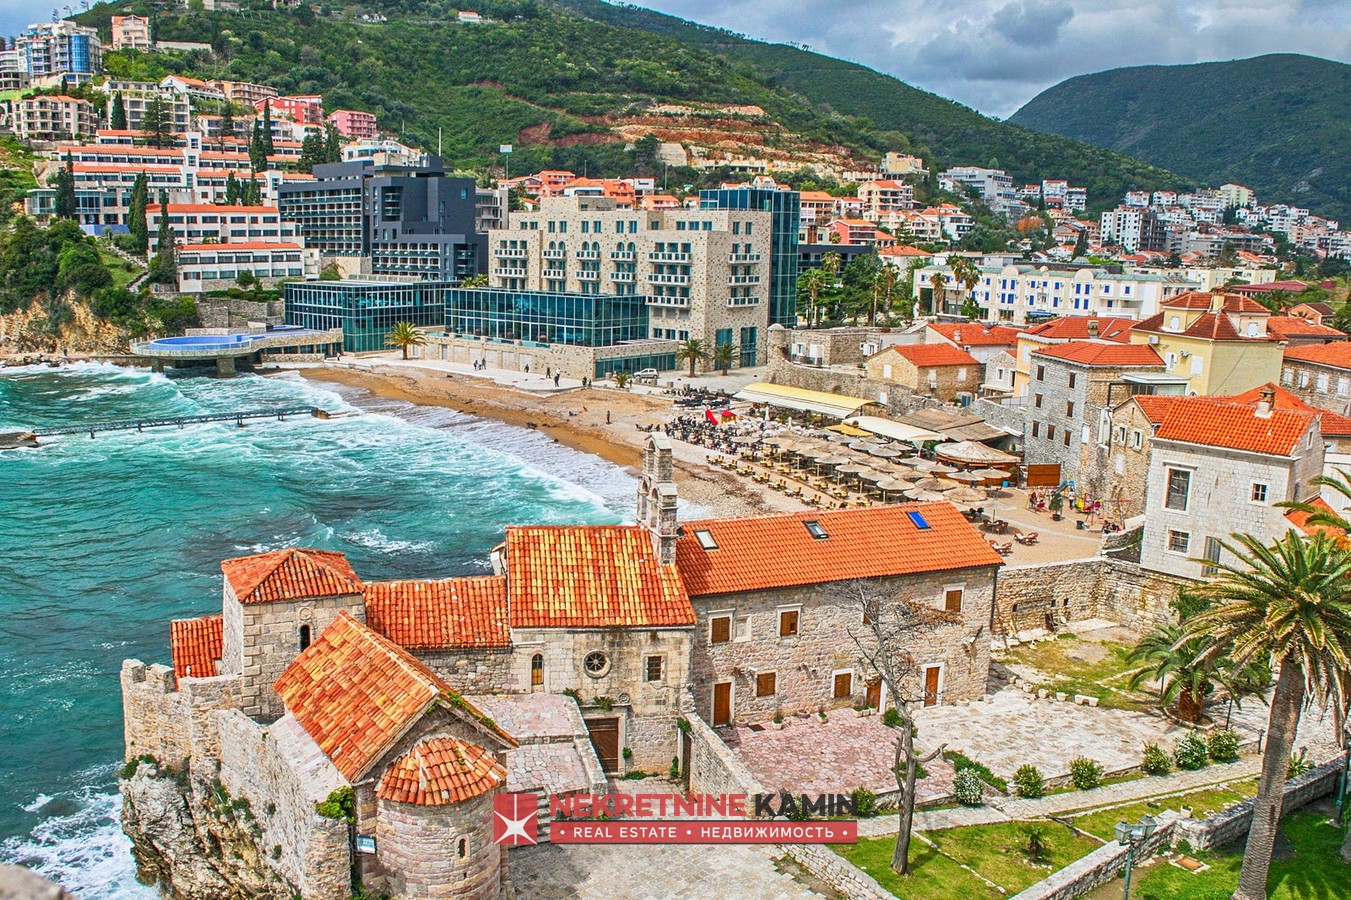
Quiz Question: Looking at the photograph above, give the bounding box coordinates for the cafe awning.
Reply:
[844,415,942,445]
[733,383,881,419]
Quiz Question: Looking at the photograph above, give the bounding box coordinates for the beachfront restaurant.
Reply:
[733,382,884,422]
[284,279,454,352]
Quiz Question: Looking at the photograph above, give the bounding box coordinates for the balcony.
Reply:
[610,272,635,282]
[577,270,599,281]
[728,252,762,263]
[789,353,825,367]
[648,273,690,285]
[493,267,526,278]
[542,249,566,260]
[495,248,528,259]
[646,295,690,308]
[728,274,761,285]
[575,249,600,260]
[610,250,636,261]
[543,268,566,279]
[727,296,761,307]
[648,251,691,263]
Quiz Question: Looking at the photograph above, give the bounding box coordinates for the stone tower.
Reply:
[638,433,679,565]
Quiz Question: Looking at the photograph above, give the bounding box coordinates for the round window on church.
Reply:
[583,651,611,678]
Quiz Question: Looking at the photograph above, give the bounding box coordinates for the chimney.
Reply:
[1255,386,1275,419]
[1088,319,1099,339]
[953,328,962,343]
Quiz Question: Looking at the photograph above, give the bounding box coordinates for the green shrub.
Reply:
[1021,822,1047,864]
[1013,764,1044,798]
[953,770,985,806]
[943,750,1008,792]
[1288,748,1312,778]
[315,786,355,821]
[1141,743,1171,776]
[1174,732,1209,770]
[1207,729,1241,763]
[850,787,877,818]
[670,756,681,779]
[119,754,157,780]
[881,708,903,728]
[622,747,632,760]
[1068,756,1103,790]
[621,770,648,780]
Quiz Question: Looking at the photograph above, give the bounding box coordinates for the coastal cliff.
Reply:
[120,760,293,900]
[0,296,127,355]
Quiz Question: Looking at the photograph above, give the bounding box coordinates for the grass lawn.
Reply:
[1118,809,1350,900]
[1001,633,1150,711]
[99,245,143,290]
[837,820,1101,898]
[1070,780,1258,841]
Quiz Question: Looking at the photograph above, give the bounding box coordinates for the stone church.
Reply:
[120,434,1002,899]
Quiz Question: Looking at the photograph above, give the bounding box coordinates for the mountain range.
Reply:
[1010,53,1351,222]
[77,0,1188,211]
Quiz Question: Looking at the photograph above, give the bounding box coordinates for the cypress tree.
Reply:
[249,124,266,172]
[260,102,274,155]
[225,171,238,205]
[1073,228,1088,258]
[53,153,77,220]
[128,171,149,253]
[110,91,127,130]
[219,102,234,151]
[324,122,342,163]
[156,191,172,254]
[151,191,177,286]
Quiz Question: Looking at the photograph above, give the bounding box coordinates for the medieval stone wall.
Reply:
[374,794,503,900]
[121,661,242,771]
[993,557,1187,636]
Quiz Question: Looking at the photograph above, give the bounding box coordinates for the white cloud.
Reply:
[631,0,1351,116]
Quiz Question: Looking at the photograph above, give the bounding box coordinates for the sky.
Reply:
[627,0,1351,117]
[4,1,1351,116]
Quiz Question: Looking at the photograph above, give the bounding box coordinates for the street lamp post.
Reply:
[1113,814,1157,900]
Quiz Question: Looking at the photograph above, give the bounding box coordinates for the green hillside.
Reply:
[1009,53,1351,221]
[74,0,1188,208]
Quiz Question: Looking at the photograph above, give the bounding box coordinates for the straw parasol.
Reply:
[915,476,961,492]
[972,467,1011,481]
[763,435,796,447]
[867,445,903,458]
[949,471,984,484]
[824,432,855,444]
[948,486,988,504]
[927,462,959,475]
[857,468,891,484]
[730,435,760,445]
[904,489,947,502]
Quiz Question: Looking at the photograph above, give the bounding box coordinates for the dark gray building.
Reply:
[277,158,486,282]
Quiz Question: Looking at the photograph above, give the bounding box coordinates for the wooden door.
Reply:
[923,667,941,708]
[866,678,882,710]
[712,682,732,726]
[586,718,620,772]
[833,672,853,699]
[1026,464,1061,487]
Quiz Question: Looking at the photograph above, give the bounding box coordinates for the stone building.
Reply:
[864,343,982,402]
[1281,342,1351,417]
[1128,291,1284,395]
[1023,340,1171,492]
[490,196,773,366]
[120,434,1004,898]
[1140,391,1325,579]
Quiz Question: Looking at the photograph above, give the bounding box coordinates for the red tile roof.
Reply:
[675,502,1002,597]
[1160,291,1217,310]
[1025,317,1134,342]
[505,526,694,628]
[1284,498,1345,537]
[170,614,222,681]
[879,344,980,367]
[1284,342,1351,369]
[365,576,510,649]
[1229,281,1310,295]
[1032,341,1163,367]
[1223,295,1273,313]
[1266,316,1346,339]
[1132,395,1184,424]
[927,323,1020,347]
[274,612,513,782]
[1153,399,1316,456]
[222,548,363,605]
[376,737,506,806]
[1220,383,1351,436]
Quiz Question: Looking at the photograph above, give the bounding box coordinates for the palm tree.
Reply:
[927,271,946,316]
[1185,531,1351,898]
[712,341,738,376]
[796,268,828,327]
[675,338,710,378]
[950,258,982,318]
[385,322,426,360]
[1126,623,1268,724]
[612,371,632,391]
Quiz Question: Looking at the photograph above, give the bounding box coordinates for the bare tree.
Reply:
[847,579,959,874]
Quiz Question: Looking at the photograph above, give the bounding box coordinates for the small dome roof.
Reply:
[377,737,506,807]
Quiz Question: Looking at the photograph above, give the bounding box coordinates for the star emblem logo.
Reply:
[493,793,539,846]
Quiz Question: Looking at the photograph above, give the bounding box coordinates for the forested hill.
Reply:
[1009,54,1351,221]
[550,0,1192,204]
[76,0,1188,206]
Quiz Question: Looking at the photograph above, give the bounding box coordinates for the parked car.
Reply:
[633,368,659,383]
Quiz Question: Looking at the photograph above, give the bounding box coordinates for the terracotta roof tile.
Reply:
[221,548,363,604]
[1266,316,1346,338]
[1025,317,1134,342]
[1132,395,1183,424]
[675,503,1002,597]
[170,614,222,681]
[365,576,510,649]
[926,323,1020,347]
[1284,342,1351,369]
[878,344,979,367]
[376,737,506,806]
[274,612,514,782]
[1223,295,1273,313]
[1033,341,1163,367]
[1182,311,1244,340]
[1160,291,1218,309]
[505,526,694,628]
[1284,498,1345,537]
[1153,399,1316,456]
[1220,383,1351,436]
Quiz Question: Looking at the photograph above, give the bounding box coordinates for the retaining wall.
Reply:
[1177,757,1345,850]
[994,557,1186,635]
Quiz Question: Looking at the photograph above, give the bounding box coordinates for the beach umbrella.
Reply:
[949,471,984,484]
[927,462,958,475]
[858,468,890,484]
[866,445,901,459]
[949,486,988,504]
[824,432,854,444]
[730,435,759,445]
[915,476,961,492]
[764,435,795,447]
[972,467,1011,481]
[905,489,947,502]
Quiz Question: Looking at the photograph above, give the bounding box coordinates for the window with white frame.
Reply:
[1165,468,1191,511]
[1251,483,1268,503]
[1167,530,1190,553]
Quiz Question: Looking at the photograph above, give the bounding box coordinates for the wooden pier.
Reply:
[33,407,329,438]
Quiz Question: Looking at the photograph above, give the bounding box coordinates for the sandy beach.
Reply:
[301,362,802,520]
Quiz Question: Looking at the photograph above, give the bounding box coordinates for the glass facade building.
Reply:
[700,187,801,328]
[284,280,453,352]
[446,288,650,347]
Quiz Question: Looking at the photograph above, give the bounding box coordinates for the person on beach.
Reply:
[554,373,561,387]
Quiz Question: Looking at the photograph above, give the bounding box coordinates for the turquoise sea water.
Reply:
[0,364,639,897]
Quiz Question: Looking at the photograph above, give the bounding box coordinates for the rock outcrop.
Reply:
[0,297,127,355]
[120,760,295,900]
